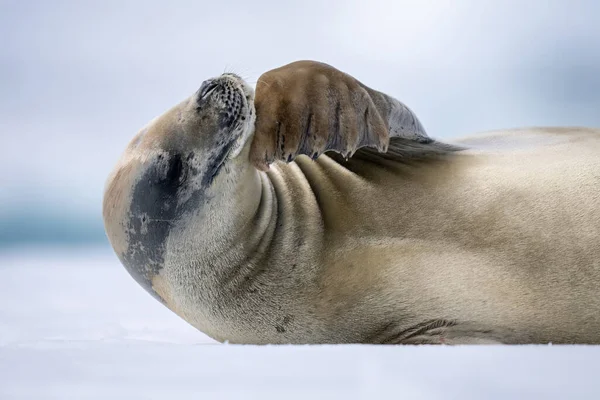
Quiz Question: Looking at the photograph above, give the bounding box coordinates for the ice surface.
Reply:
[0,246,206,346]
[1,247,599,399]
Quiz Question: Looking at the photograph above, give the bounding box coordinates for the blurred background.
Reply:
[2,2,600,393]
[1,0,599,250]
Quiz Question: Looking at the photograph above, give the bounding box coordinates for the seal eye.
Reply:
[198,80,219,102]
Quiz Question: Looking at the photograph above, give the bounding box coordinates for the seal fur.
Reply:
[103,61,600,344]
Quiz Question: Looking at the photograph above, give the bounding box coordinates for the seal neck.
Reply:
[180,156,279,291]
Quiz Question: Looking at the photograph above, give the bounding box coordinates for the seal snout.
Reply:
[189,73,256,161]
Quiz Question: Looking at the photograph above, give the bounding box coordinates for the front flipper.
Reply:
[249,60,436,170]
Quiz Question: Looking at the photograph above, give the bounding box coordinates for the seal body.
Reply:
[103,64,600,345]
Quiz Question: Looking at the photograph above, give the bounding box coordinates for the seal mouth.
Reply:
[202,73,256,184]
[199,73,254,132]
[221,73,254,129]
[218,73,256,159]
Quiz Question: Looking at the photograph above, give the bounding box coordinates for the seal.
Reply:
[103,60,600,344]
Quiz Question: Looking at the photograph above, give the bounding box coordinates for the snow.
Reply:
[1,247,599,399]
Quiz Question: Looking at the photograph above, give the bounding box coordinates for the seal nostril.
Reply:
[198,80,219,102]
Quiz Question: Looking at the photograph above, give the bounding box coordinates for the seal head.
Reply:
[102,73,256,302]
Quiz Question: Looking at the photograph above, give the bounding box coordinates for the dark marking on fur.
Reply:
[297,112,313,155]
[277,122,284,154]
[360,106,371,148]
[122,152,190,302]
[122,140,236,302]
[333,100,341,139]
[327,100,342,150]
[119,75,249,304]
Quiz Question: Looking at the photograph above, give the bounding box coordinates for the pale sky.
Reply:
[2,0,599,219]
